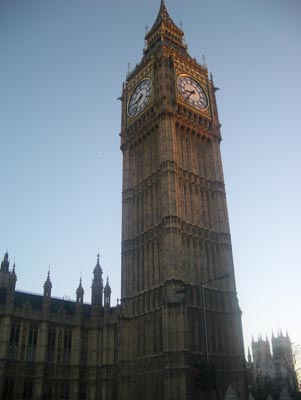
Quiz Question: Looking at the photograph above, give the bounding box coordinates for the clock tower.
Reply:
[119,2,246,399]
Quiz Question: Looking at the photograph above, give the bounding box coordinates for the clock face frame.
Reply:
[177,75,208,110]
[128,78,152,117]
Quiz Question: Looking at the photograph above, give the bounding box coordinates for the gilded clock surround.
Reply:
[174,65,212,119]
[124,64,154,126]
[127,78,152,117]
[177,74,209,111]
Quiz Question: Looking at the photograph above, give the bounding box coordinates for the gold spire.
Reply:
[144,0,186,55]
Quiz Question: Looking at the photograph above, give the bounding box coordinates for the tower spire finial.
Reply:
[144,0,186,55]
[158,0,170,21]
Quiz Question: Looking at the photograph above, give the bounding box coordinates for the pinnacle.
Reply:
[93,253,103,277]
[143,0,186,57]
[104,277,111,294]
[155,0,175,28]
[77,277,84,294]
[44,270,52,290]
[146,0,182,39]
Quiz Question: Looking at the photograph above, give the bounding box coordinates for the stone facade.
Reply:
[0,2,246,399]
[119,2,245,400]
[0,254,118,400]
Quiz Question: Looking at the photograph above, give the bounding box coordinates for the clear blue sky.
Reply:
[0,0,300,355]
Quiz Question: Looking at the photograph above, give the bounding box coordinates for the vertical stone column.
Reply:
[0,315,11,360]
[70,325,82,400]
[0,315,11,398]
[87,326,102,400]
[163,302,189,400]
[101,323,115,400]
[34,321,48,400]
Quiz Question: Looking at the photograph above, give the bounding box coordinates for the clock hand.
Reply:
[185,89,196,94]
[131,95,142,112]
[184,89,196,98]
[135,93,143,105]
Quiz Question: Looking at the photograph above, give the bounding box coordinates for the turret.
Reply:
[272,332,298,391]
[76,278,84,305]
[251,334,273,376]
[104,277,111,311]
[42,271,52,315]
[272,331,293,364]
[0,252,16,291]
[43,271,52,298]
[0,252,9,272]
[91,254,103,307]
[10,263,17,291]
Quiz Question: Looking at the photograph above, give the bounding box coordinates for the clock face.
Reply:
[177,75,208,110]
[128,79,152,117]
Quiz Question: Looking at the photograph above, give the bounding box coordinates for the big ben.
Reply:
[0,1,247,399]
[119,1,245,400]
